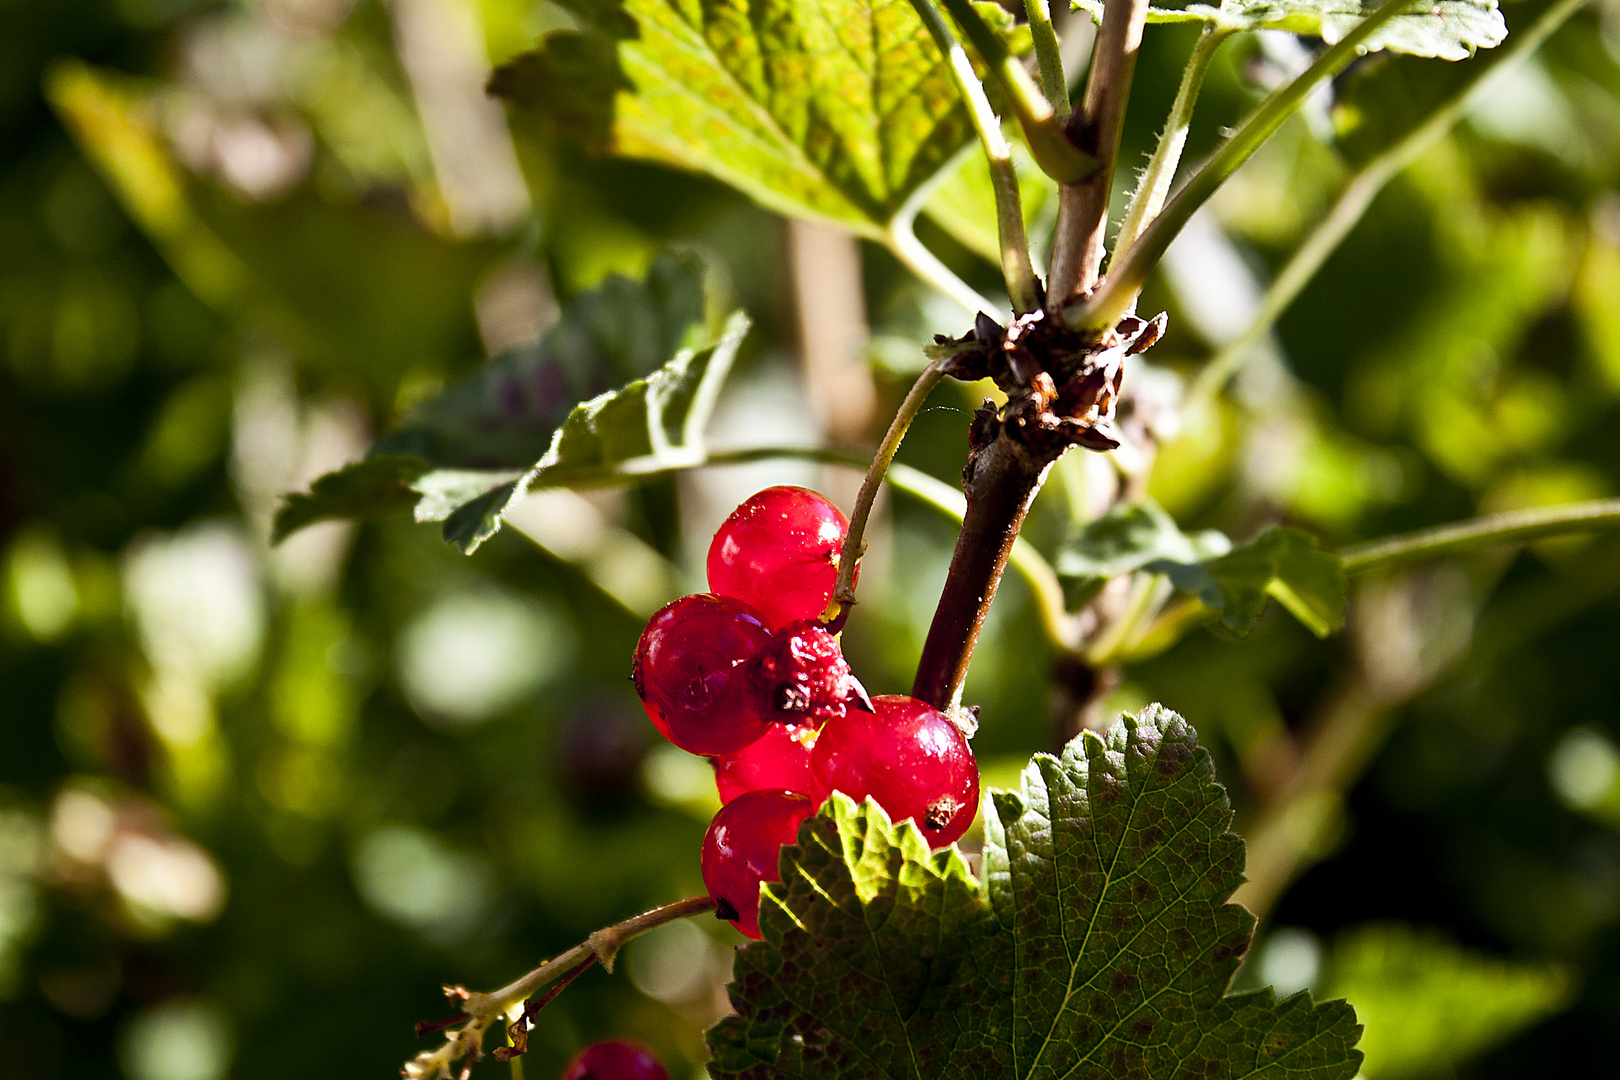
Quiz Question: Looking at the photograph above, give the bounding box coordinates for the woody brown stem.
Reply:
[912,427,1061,710]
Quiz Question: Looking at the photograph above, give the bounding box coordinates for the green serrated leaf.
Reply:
[1053,500,1231,609]
[1323,924,1571,1080]
[1164,526,1347,638]
[1072,0,1506,61]
[709,705,1363,1080]
[427,309,750,552]
[270,455,427,543]
[274,256,746,553]
[377,251,713,471]
[493,0,995,235]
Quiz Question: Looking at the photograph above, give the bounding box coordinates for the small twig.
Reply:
[1111,26,1233,266]
[907,0,1039,311]
[1046,0,1150,306]
[404,896,716,1080]
[939,0,1096,182]
[1186,0,1591,408]
[825,364,949,623]
[492,956,596,1062]
[1340,498,1620,574]
[1069,0,1420,331]
[1024,0,1070,117]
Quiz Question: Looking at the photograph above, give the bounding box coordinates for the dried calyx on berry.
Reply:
[748,620,871,727]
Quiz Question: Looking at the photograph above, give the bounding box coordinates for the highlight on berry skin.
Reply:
[706,485,849,629]
[559,1038,670,1080]
[631,593,774,756]
[700,789,814,939]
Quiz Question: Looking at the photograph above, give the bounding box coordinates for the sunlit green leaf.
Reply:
[1323,924,1571,1080]
[493,0,993,235]
[1165,526,1347,637]
[1071,0,1507,60]
[709,705,1363,1080]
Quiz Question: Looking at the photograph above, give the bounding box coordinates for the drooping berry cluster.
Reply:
[632,485,980,939]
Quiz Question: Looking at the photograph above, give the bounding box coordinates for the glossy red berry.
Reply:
[712,724,816,804]
[559,1038,668,1080]
[632,594,773,756]
[809,695,979,848]
[701,789,814,939]
[707,486,849,628]
[749,620,870,727]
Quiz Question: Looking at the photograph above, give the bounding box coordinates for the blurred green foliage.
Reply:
[3,0,1620,1079]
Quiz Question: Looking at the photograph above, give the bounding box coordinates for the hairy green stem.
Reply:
[940,0,1096,182]
[1025,0,1071,116]
[1186,0,1591,406]
[1341,498,1620,574]
[887,154,1001,315]
[826,364,949,620]
[908,0,1039,310]
[1112,26,1233,266]
[1068,0,1420,331]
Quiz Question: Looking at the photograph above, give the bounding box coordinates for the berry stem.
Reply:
[825,360,948,624]
[404,896,716,1080]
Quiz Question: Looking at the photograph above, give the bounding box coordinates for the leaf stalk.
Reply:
[1340,498,1620,574]
[1186,0,1592,406]
[907,0,1040,311]
[1068,0,1421,331]
[825,363,949,622]
[1024,0,1071,116]
[1112,25,1234,267]
[939,0,1098,182]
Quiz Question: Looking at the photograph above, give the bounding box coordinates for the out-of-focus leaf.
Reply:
[1323,924,1572,1080]
[708,705,1363,1080]
[271,455,428,542]
[49,62,497,392]
[425,310,749,551]
[1165,526,1347,637]
[46,60,249,307]
[1053,499,1231,608]
[375,251,713,470]
[274,307,749,553]
[1071,0,1507,60]
[492,0,995,235]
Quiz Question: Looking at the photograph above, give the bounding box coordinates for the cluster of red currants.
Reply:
[633,486,980,939]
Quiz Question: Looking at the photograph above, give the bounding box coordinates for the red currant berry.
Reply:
[701,789,814,939]
[712,724,816,804]
[809,695,979,848]
[560,1038,668,1080]
[749,620,871,727]
[632,594,773,756]
[707,486,849,628]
